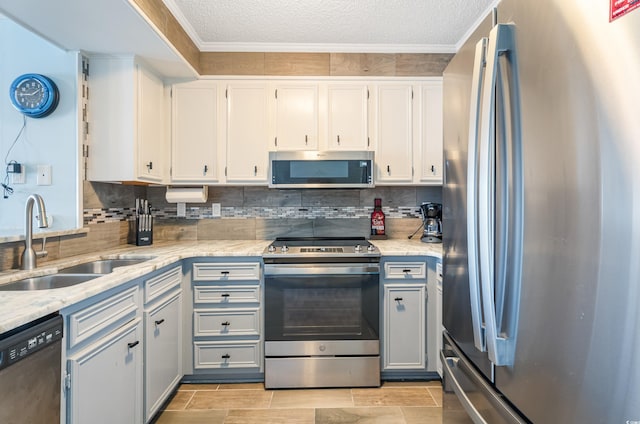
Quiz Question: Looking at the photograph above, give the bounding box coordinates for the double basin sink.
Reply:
[0,258,153,291]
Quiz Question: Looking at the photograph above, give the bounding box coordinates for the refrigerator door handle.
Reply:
[467,37,489,353]
[478,23,523,367]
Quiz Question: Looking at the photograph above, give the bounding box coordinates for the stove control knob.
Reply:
[367,245,376,252]
[280,245,289,253]
[354,244,362,252]
[268,245,276,252]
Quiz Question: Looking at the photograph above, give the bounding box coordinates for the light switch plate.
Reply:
[37,165,52,185]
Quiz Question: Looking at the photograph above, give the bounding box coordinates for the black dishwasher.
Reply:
[0,313,63,424]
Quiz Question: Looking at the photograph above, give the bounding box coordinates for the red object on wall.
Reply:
[370,198,385,235]
[610,0,640,21]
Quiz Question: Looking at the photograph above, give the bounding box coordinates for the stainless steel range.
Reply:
[263,237,381,389]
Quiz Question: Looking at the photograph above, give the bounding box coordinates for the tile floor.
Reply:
[154,381,443,424]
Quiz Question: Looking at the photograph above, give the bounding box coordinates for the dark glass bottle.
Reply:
[371,198,386,235]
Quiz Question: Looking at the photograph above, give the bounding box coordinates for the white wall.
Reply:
[0,16,81,236]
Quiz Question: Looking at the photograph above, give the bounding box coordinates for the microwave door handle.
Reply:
[467,37,488,353]
[479,23,523,367]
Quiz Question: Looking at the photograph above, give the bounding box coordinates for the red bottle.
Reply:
[371,198,386,235]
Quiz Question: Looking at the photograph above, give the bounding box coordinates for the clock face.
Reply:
[9,74,59,118]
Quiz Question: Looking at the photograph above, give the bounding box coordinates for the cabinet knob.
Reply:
[127,341,140,349]
[154,319,165,326]
[305,135,308,145]
[222,354,231,359]
[203,165,208,175]
[387,165,391,175]
[146,162,153,171]
[337,135,341,144]
[254,165,258,176]
[431,165,435,173]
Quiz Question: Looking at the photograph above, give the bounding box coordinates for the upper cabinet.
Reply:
[273,83,319,150]
[416,82,444,184]
[171,81,219,183]
[87,56,167,184]
[167,77,442,186]
[372,83,414,184]
[225,83,270,183]
[326,84,369,150]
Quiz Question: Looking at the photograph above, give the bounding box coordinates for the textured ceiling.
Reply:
[164,0,497,53]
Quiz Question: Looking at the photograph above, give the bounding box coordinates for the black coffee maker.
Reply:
[420,202,442,243]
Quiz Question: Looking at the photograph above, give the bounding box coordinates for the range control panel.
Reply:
[0,315,63,371]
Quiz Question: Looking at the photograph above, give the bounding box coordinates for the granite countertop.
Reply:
[0,239,442,334]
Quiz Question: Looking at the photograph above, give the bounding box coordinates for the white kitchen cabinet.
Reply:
[87,56,167,183]
[326,83,369,150]
[67,318,143,424]
[435,261,443,377]
[189,260,263,374]
[273,83,318,150]
[372,83,414,184]
[416,81,444,184]
[171,80,219,183]
[225,83,269,183]
[143,266,182,422]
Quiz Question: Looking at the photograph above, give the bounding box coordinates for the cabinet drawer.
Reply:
[194,308,260,337]
[67,285,139,349]
[192,262,260,282]
[384,262,427,280]
[144,265,182,304]
[194,341,260,369]
[193,285,260,304]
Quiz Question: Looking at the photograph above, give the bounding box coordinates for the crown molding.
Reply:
[198,42,457,54]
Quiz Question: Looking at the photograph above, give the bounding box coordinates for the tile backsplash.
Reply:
[84,182,442,240]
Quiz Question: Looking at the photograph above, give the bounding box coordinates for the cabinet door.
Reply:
[137,66,166,183]
[274,84,318,150]
[417,82,444,184]
[327,84,369,150]
[226,84,269,182]
[171,81,218,182]
[144,292,182,422]
[383,285,425,370]
[68,319,142,424]
[374,84,414,183]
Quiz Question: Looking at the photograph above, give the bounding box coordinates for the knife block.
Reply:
[129,215,153,246]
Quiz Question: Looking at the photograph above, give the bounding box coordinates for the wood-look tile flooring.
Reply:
[155,381,443,424]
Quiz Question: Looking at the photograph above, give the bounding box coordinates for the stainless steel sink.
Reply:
[58,258,150,274]
[0,274,102,291]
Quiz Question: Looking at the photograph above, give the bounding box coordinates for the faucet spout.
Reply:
[21,194,49,270]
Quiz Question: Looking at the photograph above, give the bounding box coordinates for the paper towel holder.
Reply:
[165,186,208,203]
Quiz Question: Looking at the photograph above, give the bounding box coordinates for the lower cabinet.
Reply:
[381,258,432,377]
[63,264,183,424]
[144,289,182,421]
[64,288,143,424]
[383,284,426,369]
[186,259,263,379]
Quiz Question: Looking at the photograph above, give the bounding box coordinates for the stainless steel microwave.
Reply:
[269,151,374,188]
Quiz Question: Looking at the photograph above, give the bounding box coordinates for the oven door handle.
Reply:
[264,263,380,276]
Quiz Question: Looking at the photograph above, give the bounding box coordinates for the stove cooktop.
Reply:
[263,237,379,258]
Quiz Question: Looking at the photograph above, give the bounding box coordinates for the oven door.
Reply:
[264,263,379,344]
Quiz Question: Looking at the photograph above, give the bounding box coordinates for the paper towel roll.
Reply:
[165,186,208,203]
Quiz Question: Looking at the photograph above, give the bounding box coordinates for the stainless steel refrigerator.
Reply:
[441,1,640,423]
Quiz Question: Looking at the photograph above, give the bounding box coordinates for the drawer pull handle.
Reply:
[402,269,411,273]
[221,293,230,298]
[127,341,140,349]
[394,297,403,302]
[221,321,231,326]
[155,319,165,326]
[222,354,231,359]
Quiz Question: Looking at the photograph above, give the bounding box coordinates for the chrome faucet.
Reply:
[21,194,49,270]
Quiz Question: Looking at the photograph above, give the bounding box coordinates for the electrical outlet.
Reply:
[211,203,221,217]
[10,165,25,184]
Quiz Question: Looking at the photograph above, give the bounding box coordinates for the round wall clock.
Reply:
[9,73,60,118]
